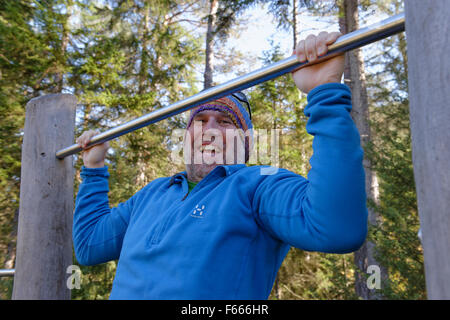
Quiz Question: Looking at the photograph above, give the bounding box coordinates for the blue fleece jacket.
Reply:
[73,83,368,299]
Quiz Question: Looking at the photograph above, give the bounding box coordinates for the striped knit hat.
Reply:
[187,94,253,163]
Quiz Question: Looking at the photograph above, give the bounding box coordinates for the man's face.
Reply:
[184,109,246,182]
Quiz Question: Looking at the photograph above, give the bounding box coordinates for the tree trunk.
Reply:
[405,0,450,299]
[139,2,151,94]
[292,0,299,50]
[203,0,219,89]
[338,0,386,300]
[54,3,71,93]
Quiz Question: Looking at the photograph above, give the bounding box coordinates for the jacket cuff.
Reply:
[80,166,110,178]
[307,83,350,102]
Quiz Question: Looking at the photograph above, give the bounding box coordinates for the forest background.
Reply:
[0,0,425,300]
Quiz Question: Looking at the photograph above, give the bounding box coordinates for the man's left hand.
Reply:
[292,31,345,94]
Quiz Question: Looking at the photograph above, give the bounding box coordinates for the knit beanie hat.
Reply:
[187,94,253,163]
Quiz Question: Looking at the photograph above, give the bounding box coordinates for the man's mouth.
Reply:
[199,144,220,156]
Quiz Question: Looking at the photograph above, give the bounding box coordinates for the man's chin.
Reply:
[185,151,241,181]
[192,162,220,173]
[185,163,214,182]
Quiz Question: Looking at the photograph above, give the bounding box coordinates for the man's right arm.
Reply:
[73,130,132,265]
[73,166,134,266]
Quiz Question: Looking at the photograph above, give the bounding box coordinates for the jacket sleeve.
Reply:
[252,83,368,253]
[73,166,134,265]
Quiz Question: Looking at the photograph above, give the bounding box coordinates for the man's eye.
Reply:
[220,119,232,125]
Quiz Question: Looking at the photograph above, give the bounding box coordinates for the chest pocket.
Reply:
[147,213,172,246]
[145,202,185,247]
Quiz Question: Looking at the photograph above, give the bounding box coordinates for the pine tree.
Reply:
[336,0,387,300]
[363,0,425,299]
[202,0,259,88]
[0,0,203,300]
[0,0,76,299]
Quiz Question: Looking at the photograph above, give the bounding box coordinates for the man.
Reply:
[73,31,368,299]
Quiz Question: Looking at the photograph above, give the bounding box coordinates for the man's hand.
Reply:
[76,130,110,168]
[292,31,345,94]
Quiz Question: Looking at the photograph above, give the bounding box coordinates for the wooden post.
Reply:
[405,1,450,299]
[12,94,76,300]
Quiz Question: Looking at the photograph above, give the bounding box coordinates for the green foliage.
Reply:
[0,0,52,299]
[0,0,201,300]
[363,39,425,298]
[209,0,260,41]
[71,259,117,300]
[361,0,425,298]
[270,248,358,300]
[365,100,425,299]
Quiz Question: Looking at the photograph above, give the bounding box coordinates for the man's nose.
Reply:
[202,118,220,131]
[202,118,223,143]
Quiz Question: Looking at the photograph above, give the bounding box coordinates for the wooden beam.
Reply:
[12,94,76,299]
[405,0,450,299]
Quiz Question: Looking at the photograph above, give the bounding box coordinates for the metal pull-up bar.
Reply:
[55,12,405,159]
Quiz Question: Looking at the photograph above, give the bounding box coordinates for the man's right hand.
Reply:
[76,130,110,168]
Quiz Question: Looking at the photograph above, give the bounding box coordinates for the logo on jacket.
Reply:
[191,204,205,218]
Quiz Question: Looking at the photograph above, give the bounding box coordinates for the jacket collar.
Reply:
[169,164,247,186]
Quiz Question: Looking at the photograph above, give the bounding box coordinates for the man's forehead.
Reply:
[192,108,231,118]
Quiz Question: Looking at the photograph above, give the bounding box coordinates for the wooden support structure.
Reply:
[405,0,450,299]
[12,94,76,299]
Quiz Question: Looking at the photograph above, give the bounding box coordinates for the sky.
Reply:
[212,3,390,85]
[230,5,337,60]
[212,4,339,83]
